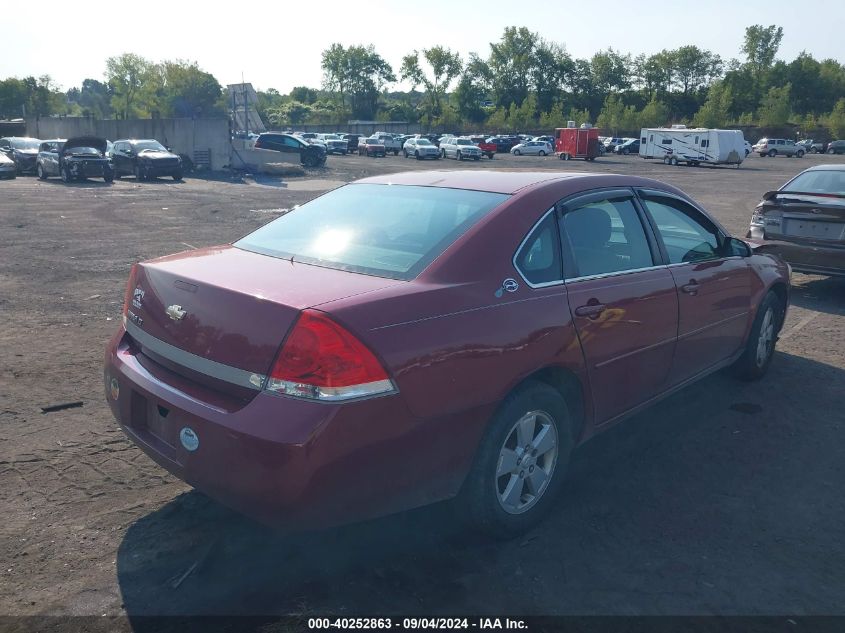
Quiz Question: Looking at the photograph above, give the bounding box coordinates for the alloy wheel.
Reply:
[495,410,558,515]
[755,307,775,368]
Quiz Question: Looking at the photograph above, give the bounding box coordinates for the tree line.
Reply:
[1,24,843,138]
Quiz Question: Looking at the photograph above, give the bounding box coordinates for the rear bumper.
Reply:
[141,161,181,176]
[104,327,479,528]
[747,236,845,276]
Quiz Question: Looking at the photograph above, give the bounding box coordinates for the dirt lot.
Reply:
[2,152,845,625]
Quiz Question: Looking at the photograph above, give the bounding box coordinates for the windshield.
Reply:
[10,139,39,150]
[133,141,167,152]
[416,139,432,146]
[456,139,473,145]
[783,171,845,195]
[366,138,380,144]
[235,184,509,280]
[65,146,102,155]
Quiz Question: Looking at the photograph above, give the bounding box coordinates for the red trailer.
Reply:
[555,126,601,161]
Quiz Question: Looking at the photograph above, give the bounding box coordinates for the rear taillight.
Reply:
[266,310,395,402]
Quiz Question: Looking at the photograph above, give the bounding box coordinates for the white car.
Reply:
[440,137,482,161]
[403,137,441,160]
[744,140,752,157]
[511,140,552,156]
[0,152,16,179]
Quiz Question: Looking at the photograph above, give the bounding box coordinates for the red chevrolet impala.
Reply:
[104,171,790,536]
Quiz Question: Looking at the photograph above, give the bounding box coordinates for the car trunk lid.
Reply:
[125,245,401,396]
[762,193,845,244]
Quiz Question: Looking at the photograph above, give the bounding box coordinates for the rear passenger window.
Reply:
[514,211,563,286]
[640,195,723,264]
[561,196,654,279]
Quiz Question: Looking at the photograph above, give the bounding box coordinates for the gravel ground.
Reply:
[1,151,844,624]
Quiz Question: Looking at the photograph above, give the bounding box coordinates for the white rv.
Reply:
[639,127,746,167]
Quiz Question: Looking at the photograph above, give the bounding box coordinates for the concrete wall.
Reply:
[25,117,231,170]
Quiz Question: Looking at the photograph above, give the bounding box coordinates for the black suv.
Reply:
[254,133,327,167]
[111,139,183,181]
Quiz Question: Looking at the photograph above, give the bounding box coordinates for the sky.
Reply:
[4,0,844,94]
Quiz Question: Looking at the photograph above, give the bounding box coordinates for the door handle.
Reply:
[681,280,700,295]
[575,303,607,318]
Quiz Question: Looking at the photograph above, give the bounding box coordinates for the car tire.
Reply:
[37,164,46,180]
[415,151,422,160]
[134,165,145,181]
[670,156,679,166]
[172,171,183,181]
[104,171,114,183]
[828,148,835,154]
[61,166,71,183]
[393,149,399,156]
[622,148,629,155]
[487,153,494,159]
[513,149,521,156]
[796,150,805,158]
[403,149,409,158]
[539,150,546,156]
[767,149,777,157]
[460,381,575,539]
[732,291,784,381]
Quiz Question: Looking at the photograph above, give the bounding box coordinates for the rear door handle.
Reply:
[681,280,700,295]
[574,303,607,318]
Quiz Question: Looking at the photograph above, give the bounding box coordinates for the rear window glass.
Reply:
[235,184,509,280]
[783,171,845,195]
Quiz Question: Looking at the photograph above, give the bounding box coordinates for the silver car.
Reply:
[440,137,482,161]
[511,140,553,156]
[403,137,441,160]
[0,152,16,179]
[752,138,804,158]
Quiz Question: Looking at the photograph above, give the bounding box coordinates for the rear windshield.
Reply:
[235,184,509,280]
[10,139,39,150]
[783,170,845,195]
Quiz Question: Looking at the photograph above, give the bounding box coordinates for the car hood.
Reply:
[63,136,108,154]
[137,149,179,160]
[13,148,38,155]
[0,153,14,164]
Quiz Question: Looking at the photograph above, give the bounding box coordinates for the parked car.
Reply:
[744,140,753,157]
[254,133,327,167]
[403,137,440,160]
[0,137,40,174]
[534,135,555,144]
[511,140,552,156]
[358,137,386,157]
[106,170,789,536]
[340,134,361,152]
[35,139,65,179]
[470,136,498,159]
[827,140,845,155]
[752,138,804,158]
[440,137,483,160]
[747,164,845,276]
[0,151,17,179]
[486,136,517,153]
[614,138,640,155]
[319,134,349,155]
[111,139,183,181]
[372,133,402,155]
[51,137,114,183]
[603,137,625,153]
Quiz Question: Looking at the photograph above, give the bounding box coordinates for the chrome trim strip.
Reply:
[123,318,265,391]
[677,311,750,341]
[565,265,666,284]
[594,336,677,369]
[512,206,565,289]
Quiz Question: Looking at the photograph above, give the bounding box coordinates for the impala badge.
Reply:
[166,304,186,321]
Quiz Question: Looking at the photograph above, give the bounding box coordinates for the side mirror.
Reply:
[166,146,172,152]
[762,190,778,201]
[727,236,752,258]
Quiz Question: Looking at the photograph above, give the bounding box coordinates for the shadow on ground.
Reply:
[117,352,845,629]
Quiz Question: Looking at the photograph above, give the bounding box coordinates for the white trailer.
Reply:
[639,127,746,167]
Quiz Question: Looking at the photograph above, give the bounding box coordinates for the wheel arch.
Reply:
[512,365,587,444]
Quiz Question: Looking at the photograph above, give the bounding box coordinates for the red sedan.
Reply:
[104,171,790,536]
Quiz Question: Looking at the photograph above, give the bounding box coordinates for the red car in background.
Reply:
[105,171,790,536]
[471,137,498,159]
[358,137,386,157]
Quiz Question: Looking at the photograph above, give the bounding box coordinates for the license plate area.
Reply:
[784,219,845,241]
[130,391,178,452]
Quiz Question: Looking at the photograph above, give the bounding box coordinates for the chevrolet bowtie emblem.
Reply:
[166,304,186,321]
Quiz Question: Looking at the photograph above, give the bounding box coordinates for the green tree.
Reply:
[321,44,395,120]
[670,46,722,95]
[105,53,159,118]
[269,101,312,126]
[638,97,670,128]
[401,46,462,126]
[160,60,222,117]
[693,80,733,127]
[757,83,792,127]
[826,98,845,138]
[488,26,538,110]
[454,53,491,125]
[742,25,784,74]
[596,94,626,135]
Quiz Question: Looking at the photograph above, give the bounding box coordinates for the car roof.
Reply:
[803,164,845,172]
[357,170,600,194]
